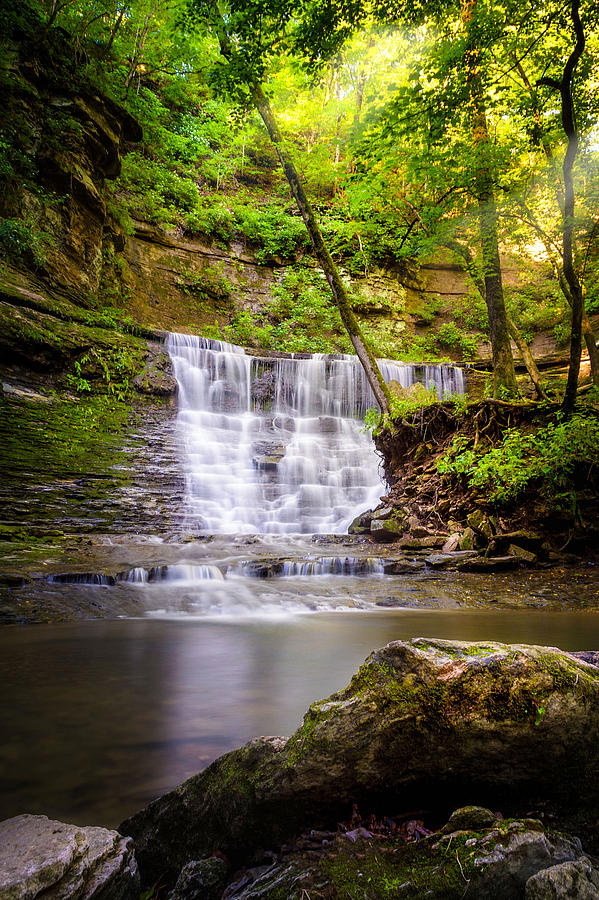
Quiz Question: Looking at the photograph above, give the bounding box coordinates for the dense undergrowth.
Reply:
[374,396,599,542]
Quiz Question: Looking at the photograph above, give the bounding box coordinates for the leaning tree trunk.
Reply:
[210,0,390,414]
[250,83,391,414]
[506,316,547,400]
[462,0,519,399]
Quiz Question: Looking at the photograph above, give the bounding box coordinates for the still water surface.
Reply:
[2,607,599,828]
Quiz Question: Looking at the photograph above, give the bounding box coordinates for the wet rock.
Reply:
[250,370,276,409]
[525,856,599,899]
[382,559,419,575]
[133,347,177,396]
[425,551,478,568]
[167,858,228,900]
[370,516,405,541]
[251,441,285,471]
[509,544,538,564]
[442,533,461,552]
[470,826,581,899]
[440,805,500,833]
[457,555,520,572]
[318,416,339,434]
[121,639,599,887]
[459,526,477,550]
[0,814,139,900]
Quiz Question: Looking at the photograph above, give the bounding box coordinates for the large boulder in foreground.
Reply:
[121,639,599,886]
[0,814,139,900]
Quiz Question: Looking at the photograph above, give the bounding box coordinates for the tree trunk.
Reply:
[506,316,547,400]
[444,237,545,398]
[462,0,519,398]
[251,84,391,414]
[539,0,586,413]
[99,4,125,60]
[516,58,599,387]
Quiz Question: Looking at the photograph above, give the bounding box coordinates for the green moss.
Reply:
[284,702,333,766]
[321,834,479,899]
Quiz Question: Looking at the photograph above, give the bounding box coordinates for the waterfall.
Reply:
[166,333,464,535]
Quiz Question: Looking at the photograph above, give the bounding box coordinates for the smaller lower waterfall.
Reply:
[166,334,464,534]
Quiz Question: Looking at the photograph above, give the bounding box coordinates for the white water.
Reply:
[166,333,464,534]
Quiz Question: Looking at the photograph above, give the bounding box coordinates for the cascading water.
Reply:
[166,333,464,534]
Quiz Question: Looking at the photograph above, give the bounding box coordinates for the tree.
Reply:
[538,0,587,411]
[460,0,519,397]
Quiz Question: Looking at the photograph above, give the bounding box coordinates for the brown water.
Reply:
[2,607,599,828]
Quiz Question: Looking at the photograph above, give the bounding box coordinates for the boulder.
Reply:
[121,639,599,887]
[468,823,581,899]
[442,533,461,552]
[467,509,494,541]
[397,534,446,549]
[509,543,539,564]
[525,856,599,899]
[167,858,228,900]
[459,526,477,550]
[371,505,396,521]
[370,516,405,541]
[347,510,372,535]
[0,814,139,900]
[133,347,177,396]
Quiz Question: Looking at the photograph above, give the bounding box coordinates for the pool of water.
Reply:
[2,607,599,828]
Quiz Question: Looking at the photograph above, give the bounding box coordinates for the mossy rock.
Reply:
[121,639,599,887]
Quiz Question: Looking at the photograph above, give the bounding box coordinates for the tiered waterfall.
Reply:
[166,334,464,534]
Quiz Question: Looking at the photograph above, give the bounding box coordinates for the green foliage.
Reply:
[221,266,351,352]
[66,347,143,399]
[364,383,441,432]
[232,203,308,262]
[0,217,53,267]
[438,413,599,508]
[118,152,200,227]
[435,322,479,360]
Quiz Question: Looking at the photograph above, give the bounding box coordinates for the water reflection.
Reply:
[1,609,599,827]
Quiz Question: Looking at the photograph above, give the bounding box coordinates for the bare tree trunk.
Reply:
[462,0,519,398]
[333,56,342,195]
[100,3,125,60]
[125,2,156,91]
[506,317,547,399]
[539,0,585,413]
[516,57,599,387]
[251,84,391,414]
